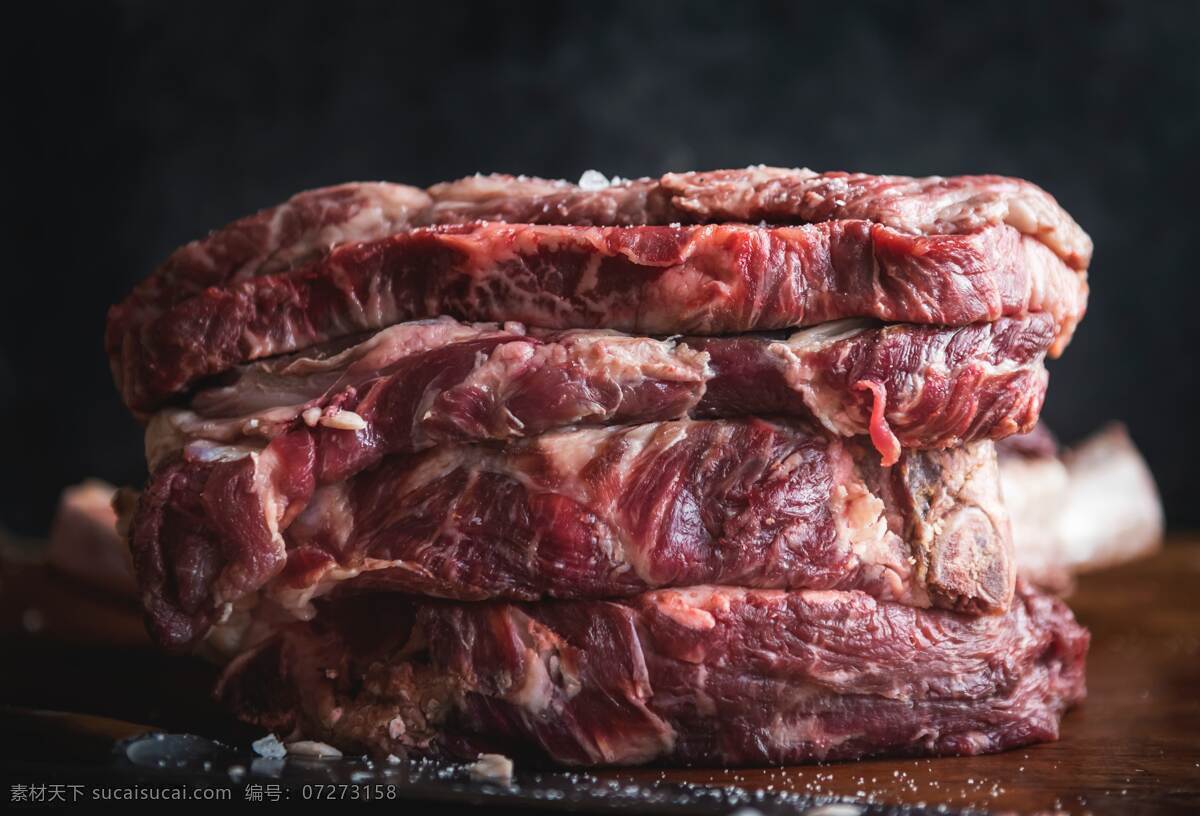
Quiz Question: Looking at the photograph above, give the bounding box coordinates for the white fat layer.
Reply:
[654,591,718,631]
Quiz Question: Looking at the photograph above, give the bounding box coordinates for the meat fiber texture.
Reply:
[106,168,1090,410]
[128,418,1013,653]
[145,313,1053,474]
[217,581,1088,767]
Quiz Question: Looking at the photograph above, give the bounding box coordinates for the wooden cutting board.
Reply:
[2,537,1198,814]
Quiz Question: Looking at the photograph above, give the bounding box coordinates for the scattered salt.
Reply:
[286,740,343,759]
[252,733,287,759]
[467,752,514,785]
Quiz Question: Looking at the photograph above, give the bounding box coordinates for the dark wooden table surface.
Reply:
[2,536,1198,814]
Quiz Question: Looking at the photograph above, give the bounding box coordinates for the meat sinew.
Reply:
[218,581,1087,767]
[131,419,1013,652]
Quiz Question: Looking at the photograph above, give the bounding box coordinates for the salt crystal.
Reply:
[286,740,343,759]
[468,752,514,785]
[577,169,610,191]
[252,733,287,759]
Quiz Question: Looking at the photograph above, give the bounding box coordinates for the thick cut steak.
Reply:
[110,220,1085,409]
[129,419,1012,651]
[108,168,1089,336]
[146,314,1053,471]
[218,582,1088,766]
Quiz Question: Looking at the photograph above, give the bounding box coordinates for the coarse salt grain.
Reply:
[251,733,287,759]
[467,752,514,785]
[286,740,343,759]
[577,169,610,191]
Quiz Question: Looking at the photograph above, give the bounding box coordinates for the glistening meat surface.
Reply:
[146,314,1053,471]
[104,168,1089,411]
[129,419,1013,651]
[427,167,1092,269]
[218,582,1088,766]
[110,220,1085,409]
[106,167,1089,344]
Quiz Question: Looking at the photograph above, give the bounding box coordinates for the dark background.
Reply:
[2,0,1197,534]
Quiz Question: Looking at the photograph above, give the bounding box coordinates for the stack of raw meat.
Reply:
[108,167,1093,767]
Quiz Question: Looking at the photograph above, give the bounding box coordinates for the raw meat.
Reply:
[427,167,1091,269]
[110,220,1085,409]
[218,581,1088,766]
[128,419,1012,651]
[110,167,1089,341]
[144,314,1053,471]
